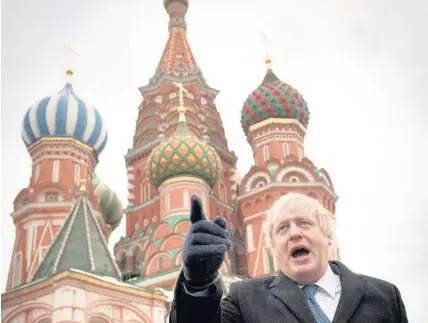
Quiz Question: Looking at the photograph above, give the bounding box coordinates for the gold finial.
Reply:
[79,159,88,192]
[64,45,79,84]
[265,58,272,69]
[172,82,189,122]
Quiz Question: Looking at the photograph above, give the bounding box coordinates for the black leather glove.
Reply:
[182,195,232,289]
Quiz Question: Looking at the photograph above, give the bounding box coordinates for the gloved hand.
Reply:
[182,195,232,288]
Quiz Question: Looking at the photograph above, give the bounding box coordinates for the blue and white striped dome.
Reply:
[22,83,108,155]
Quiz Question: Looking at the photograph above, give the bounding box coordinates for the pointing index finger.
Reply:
[189,194,207,224]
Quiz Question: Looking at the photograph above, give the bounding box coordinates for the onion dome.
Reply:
[240,59,310,137]
[164,0,188,9]
[21,70,108,155]
[91,173,124,231]
[146,103,222,188]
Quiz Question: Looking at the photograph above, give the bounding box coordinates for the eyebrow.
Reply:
[275,215,313,227]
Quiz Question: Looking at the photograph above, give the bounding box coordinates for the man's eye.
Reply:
[278,225,288,233]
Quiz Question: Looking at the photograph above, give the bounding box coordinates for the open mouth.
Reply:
[292,248,310,258]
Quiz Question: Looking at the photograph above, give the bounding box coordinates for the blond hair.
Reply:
[264,193,333,248]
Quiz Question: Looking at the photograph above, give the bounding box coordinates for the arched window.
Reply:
[290,176,299,183]
[219,184,226,202]
[283,142,288,157]
[246,225,254,252]
[183,189,189,208]
[165,193,170,212]
[74,163,81,186]
[263,145,269,161]
[45,191,59,202]
[52,160,60,183]
[141,181,149,202]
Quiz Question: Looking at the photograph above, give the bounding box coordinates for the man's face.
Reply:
[272,210,331,285]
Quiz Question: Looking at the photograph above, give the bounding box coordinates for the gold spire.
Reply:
[64,45,79,84]
[79,159,88,192]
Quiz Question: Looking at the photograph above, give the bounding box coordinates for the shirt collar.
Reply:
[298,265,338,299]
[314,265,338,298]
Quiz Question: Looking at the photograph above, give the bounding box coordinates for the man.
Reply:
[169,193,408,323]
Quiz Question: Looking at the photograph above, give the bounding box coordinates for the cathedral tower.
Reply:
[237,58,340,278]
[115,0,243,287]
[6,63,123,290]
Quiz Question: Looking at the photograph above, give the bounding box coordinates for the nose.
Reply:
[288,223,302,240]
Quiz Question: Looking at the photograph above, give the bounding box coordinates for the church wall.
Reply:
[2,273,169,323]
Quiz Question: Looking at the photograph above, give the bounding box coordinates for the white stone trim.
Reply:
[124,196,159,212]
[83,201,96,271]
[183,189,189,208]
[276,166,315,182]
[245,172,272,193]
[243,211,267,223]
[135,269,180,287]
[31,152,94,166]
[246,224,255,252]
[12,202,75,219]
[238,182,338,200]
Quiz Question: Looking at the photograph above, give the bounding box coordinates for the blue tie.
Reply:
[302,285,331,323]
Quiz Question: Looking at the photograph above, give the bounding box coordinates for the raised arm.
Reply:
[169,195,242,323]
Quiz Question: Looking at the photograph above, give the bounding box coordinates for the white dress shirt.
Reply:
[299,266,342,321]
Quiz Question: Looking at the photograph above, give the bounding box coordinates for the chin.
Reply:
[289,260,320,284]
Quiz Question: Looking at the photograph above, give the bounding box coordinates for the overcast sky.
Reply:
[2,0,427,321]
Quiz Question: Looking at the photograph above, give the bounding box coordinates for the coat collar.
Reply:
[268,261,365,323]
[269,271,317,323]
[330,261,365,323]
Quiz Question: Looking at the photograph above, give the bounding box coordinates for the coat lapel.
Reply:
[269,272,316,323]
[330,261,365,323]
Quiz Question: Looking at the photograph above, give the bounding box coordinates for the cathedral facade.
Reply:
[1,0,339,322]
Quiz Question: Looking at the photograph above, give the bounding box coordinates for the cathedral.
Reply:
[1,0,340,322]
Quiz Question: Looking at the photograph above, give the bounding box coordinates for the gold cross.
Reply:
[172,82,189,109]
[259,31,272,69]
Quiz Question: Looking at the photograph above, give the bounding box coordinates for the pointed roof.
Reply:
[158,27,197,72]
[32,194,122,281]
[158,0,197,72]
[140,0,219,96]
